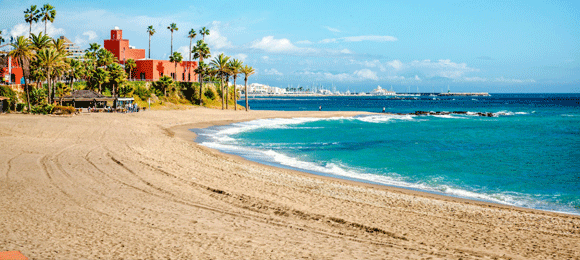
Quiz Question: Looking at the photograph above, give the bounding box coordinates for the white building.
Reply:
[371,86,396,96]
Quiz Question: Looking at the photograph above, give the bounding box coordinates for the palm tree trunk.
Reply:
[98,83,102,94]
[198,72,203,105]
[45,20,47,35]
[47,68,52,104]
[225,77,229,110]
[244,78,249,111]
[189,39,192,82]
[233,76,237,111]
[220,77,224,110]
[148,35,151,59]
[170,32,173,55]
[29,22,32,38]
[174,62,177,81]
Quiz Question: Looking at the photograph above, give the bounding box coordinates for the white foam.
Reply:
[355,114,416,123]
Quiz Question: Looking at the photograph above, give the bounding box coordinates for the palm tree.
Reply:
[147,25,155,59]
[157,75,173,97]
[169,52,183,81]
[200,27,210,41]
[67,58,82,91]
[192,40,210,104]
[0,30,4,46]
[167,23,178,55]
[194,61,209,105]
[228,59,243,110]
[240,65,255,111]
[187,29,197,81]
[31,32,51,50]
[40,4,56,35]
[24,5,40,38]
[9,36,34,112]
[36,47,63,103]
[108,63,126,97]
[210,53,230,110]
[96,48,115,67]
[125,58,136,80]
[92,67,110,94]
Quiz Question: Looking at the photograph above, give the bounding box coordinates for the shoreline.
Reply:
[171,116,574,218]
[2,108,579,259]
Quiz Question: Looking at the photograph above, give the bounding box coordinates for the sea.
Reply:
[194,93,580,215]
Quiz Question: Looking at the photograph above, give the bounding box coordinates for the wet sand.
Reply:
[1,107,579,259]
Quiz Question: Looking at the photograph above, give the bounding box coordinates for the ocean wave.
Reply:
[355,114,416,123]
[199,140,578,214]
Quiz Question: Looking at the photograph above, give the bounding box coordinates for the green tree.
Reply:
[240,65,255,111]
[156,75,173,97]
[167,23,178,54]
[0,30,4,46]
[40,4,56,35]
[210,53,230,110]
[187,29,197,81]
[36,47,64,104]
[108,63,126,97]
[55,82,70,105]
[92,67,110,94]
[125,58,136,80]
[67,58,82,91]
[228,59,243,110]
[147,25,155,59]
[200,27,210,41]
[9,36,34,111]
[96,48,115,67]
[192,40,210,105]
[169,52,182,81]
[31,32,51,50]
[24,5,40,38]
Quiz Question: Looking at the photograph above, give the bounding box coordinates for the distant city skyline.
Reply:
[1,0,579,92]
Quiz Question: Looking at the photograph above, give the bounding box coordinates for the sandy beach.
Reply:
[1,108,579,259]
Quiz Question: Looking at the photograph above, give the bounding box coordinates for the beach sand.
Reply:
[1,108,579,259]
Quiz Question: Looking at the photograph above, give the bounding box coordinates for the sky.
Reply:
[1,0,579,93]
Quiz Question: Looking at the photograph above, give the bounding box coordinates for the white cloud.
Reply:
[261,56,270,62]
[323,26,341,33]
[232,53,248,61]
[463,77,488,82]
[82,30,97,40]
[176,46,190,56]
[9,22,65,38]
[250,36,303,53]
[354,69,379,80]
[340,48,352,54]
[296,40,313,44]
[264,68,283,76]
[206,21,234,50]
[493,77,536,83]
[408,59,478,79]
[386,60,403,70]
[414,75,421,81]
[320,35,398,44]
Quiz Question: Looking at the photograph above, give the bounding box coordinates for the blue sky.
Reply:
[1,0,579,92]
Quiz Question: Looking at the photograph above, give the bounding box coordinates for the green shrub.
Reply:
[52,105,76,115]
[16,103,26,112]
[133,84,151,100]
[30,88,47,106]
[0,85,17,111]
[204,87,216,100]
[31,104,54,114]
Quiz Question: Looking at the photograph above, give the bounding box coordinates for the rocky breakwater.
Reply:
[387,111,497,117]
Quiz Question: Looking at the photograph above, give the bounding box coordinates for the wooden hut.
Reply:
[62,90,115,111]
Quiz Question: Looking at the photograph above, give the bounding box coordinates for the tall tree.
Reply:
[187,29,197,81]
[210,53,230,110]
[36,47,63,103]
[0,30,4,46]
[96,48,115,67]
[200,27,210,41]
[30,32,51,50]
[192,40,210,105]
[167,23,178,55]
[67,58,82,91]
[125,58,136,80]
[240,65,255,111]
[228,59,243,111]
[108,63,126,97]
[9,36,34,112]
[157,75,173,97]
[169,52,183,82]
[92,67,109,94]
[24,5,40,38]
[40,4,56,35]
[147,25,155,59]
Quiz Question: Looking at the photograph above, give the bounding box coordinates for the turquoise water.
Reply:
[196,94,580,215]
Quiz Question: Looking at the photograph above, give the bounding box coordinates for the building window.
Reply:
[170,73,175,79]
[188,74,191,81]
[182,73,185,81]
[140,73,145,80]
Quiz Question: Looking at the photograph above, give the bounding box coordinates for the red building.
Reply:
[103,28,198,82]
[0,57,24,85]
